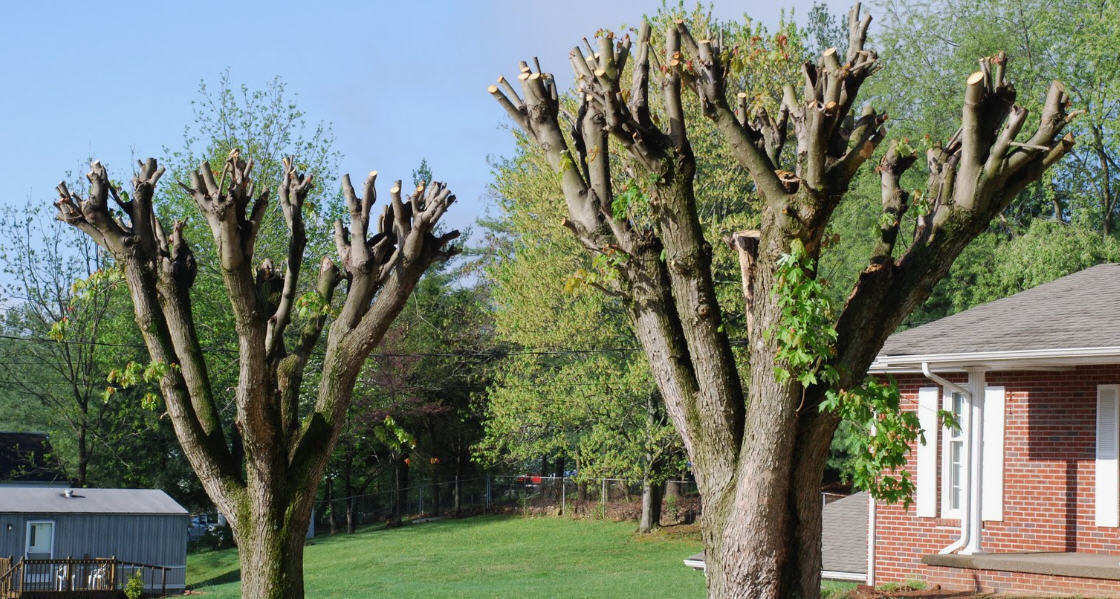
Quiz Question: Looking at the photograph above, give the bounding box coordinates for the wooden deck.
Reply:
[0,556,169,598]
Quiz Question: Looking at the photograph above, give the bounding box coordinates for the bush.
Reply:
[124,570,144,599]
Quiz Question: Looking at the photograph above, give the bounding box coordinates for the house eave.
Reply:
[868,346,1120,374]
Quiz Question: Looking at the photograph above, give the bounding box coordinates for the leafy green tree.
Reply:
[490,3,1077,597]
[479,131,684,532]
[0,205,128,486]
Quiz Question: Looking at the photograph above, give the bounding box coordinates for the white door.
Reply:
[26,521,54,558]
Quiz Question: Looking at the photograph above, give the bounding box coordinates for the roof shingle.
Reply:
[0,487,187,515]
[881,263,1120,357]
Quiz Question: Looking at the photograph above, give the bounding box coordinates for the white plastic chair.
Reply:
[55,564,68,591]
[88,564,107,589]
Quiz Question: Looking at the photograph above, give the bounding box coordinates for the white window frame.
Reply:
[941,390,967,519]
[25,520,55,558]
[1096,384,1120,527]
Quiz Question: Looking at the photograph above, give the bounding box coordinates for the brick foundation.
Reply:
[924,564,1120,597]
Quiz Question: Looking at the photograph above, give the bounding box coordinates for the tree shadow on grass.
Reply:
[191,567,242,588]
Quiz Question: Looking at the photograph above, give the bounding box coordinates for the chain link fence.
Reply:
[312,475,701,536]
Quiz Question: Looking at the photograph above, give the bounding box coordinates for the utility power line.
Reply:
[0,332,656,360]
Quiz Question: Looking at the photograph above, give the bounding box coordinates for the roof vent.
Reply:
[63,489,73,498]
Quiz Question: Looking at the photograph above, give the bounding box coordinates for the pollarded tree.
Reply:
[490,4,1077,598]
[53,155,458,599]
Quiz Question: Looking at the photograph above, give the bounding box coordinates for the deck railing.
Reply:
[0,555,169,597]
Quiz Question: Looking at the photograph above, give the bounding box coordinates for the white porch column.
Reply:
[962,367,987,555]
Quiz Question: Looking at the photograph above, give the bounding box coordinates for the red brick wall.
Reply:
[873,365,1120,594]
[923,564,1120,597]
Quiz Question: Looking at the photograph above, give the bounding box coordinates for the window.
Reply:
[26,521,54,558]
[931,385,1005,521]
[947,392,965,511]
[941,390,967,519]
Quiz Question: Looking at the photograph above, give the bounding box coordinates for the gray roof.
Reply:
[881,263,1120,357]
[685,491,868,576]
[0,487,187,515]
[821,491,867,575]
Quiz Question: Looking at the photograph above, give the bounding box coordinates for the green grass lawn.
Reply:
[188,515,710,598]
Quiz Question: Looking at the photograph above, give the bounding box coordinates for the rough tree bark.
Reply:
[54,155,458,599]
[491,4,1076,598]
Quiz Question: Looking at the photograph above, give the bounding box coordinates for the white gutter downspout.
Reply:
[866,491,876,586]
[962,367,986,555]
[922,362,971,554]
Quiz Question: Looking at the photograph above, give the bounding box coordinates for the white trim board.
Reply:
[870,346,1120,373]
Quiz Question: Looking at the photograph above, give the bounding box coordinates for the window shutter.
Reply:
[940,389,956,519]
[982,386,1004,521]
[1097,385,1120,527]
[916,387,939,517]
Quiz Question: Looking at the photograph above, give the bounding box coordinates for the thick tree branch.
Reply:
[871,141,917,265]
[490,64,601,237]
[55,159,242,510]
[266,157,315,361]
[293,173,458,475]
[834,61,1077,387]
[676,22,788,202]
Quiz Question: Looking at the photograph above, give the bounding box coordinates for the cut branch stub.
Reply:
[183,152,271,271]
[727,230,761,334]
[491,60,600,234]
[265,156,316,359]
[925,59,1076,220]
[333,172,458,282]
[675,2,881,195]
[278,156,314,231]
[55,159,170,265]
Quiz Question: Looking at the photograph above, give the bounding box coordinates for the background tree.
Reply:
[480,133,684,533]
[490,4,1076,597]
[328,263,491,528]
[0,205,133,487]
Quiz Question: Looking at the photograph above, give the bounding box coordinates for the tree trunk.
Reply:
[665,479,680,503]
[75,421,89,488]
[345,499,355,534]
[638,478,663,534]
[430,475,441,516]
[695,380,838,599]
[236,511,307,599]
[453,474,461,515]
[393,457,409,522]
[326,479,337,535]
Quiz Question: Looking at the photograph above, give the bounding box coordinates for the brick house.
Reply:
[868,264,1120,596]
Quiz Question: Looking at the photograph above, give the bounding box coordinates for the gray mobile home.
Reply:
[0,487,188,593]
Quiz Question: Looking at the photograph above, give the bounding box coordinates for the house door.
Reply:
[26,521,54,558]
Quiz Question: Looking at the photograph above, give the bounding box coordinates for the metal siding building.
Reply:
[0,488,188,591]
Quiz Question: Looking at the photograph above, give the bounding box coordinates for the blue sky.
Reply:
[1,0,852,234]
